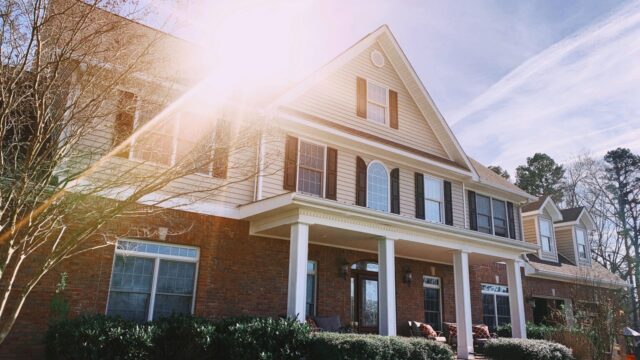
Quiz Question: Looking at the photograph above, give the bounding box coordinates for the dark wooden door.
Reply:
[352,273,379,333]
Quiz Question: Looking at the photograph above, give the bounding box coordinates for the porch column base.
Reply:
[378,237,397,336]
[506,259,527,339]
[287,222,309,321]
[453,250,474,359]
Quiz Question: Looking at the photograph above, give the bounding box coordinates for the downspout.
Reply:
[254,112,268,202]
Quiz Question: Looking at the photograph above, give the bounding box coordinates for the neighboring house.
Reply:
[519,196,627,326]
[1,9,626,360]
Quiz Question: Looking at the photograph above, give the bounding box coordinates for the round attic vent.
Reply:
[370,50,385,68]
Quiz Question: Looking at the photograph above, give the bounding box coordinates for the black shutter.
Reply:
[283,136,298,191]
[389,90,398,129]
[444,181,453,225]
[390,168,400,214]
[415,173,425,219]
[507,202,517,239]
[325,147,338,200]
[356,77,367,118]
[468,190,477,231]
[113,91,136,157]
[356,157,367,206]
[212,119,230,179]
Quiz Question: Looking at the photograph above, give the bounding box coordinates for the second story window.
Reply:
[132,101,173,166]
[492,200,508,237]
[367,82,387,124]
[476,194,493,234]
[297,140,325,197]
[576,228,587,259]
[425,177,443,223]
[539,218,553,252]
[367,161,389,212]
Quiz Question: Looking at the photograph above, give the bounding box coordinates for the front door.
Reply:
[351,273,379,333]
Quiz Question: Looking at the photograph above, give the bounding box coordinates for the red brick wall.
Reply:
[0,207,620,359]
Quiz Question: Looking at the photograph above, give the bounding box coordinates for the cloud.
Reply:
[449,0,640,173]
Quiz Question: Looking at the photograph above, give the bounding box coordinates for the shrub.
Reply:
[307,332,453,360]
[150,315,216,359]
[483,338,573,360]
[213,317,310,359]
[45,314,153,360]
[496,322,558,340]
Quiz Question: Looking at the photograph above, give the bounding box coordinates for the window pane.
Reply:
[367,103,385,124]
[297,141,324,196]
[367,82,387,104]
[478,214,492,234]
[153,294,192,319]
[117,240,197,259]
[367,162,388,212]
[424,288,441,331]
[131,103,174,165]
[541,236,551,252]
[476,195,492,234]
[156,260,196,295]
[492,200,507,237]
[426,200,441,223]
[482,294,496,330]
[107,255,154,321]
[425,178,442,200]
[306,273,316,316]
[540,219,551,237]
[496,295,511,326]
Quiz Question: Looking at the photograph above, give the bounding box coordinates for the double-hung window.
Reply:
[425,177,443,223]
[476,194,493,234]
[576,228,588,259]
[306,261,317,316]
[539,219,553,253]
[481,284,510,331]
[131,101,174,166]
[107,239,198,322]
[423,276,442,331]
[474,193,511,238]
[367,82,387,124]
[492,200,508,237]
[297,140,325,197]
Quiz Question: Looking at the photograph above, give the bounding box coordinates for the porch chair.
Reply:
[312,315,342,332]
[408,321,446,343]
[442,322,497,349]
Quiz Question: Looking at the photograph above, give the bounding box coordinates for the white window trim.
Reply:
[538,218,555,253]
[536,216,558,262]
[423,276,442,329]
[106,239,200,321]
[295,138,327,197]
[366,160,390,212]
[481,283,510,328]
[575,226,590,262]
[365,79,389,126]
[423,175,444,224]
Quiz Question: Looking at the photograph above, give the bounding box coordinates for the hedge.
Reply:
[45,314,309,360]
[496,322,558,340]
[483,338,573,360]
[307,332,453,360]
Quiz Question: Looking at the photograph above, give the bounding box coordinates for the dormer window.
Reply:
[539,219,553,253]
[576,228,587,259]
[367,82,387,124]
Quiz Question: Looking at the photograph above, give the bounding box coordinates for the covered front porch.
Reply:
[239,193,538,359]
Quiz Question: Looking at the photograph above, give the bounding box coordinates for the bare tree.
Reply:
[0,0,279,343]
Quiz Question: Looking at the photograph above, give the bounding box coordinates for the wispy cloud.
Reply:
[450,0,640,172]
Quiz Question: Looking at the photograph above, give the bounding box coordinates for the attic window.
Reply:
[576,228,587,259]
[367,82,387,124]
[539,218,553,253]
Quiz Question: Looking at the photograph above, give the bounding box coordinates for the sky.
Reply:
[151,0,640,175]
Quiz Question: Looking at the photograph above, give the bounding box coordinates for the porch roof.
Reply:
[237,192,538,264]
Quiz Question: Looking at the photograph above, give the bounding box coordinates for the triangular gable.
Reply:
[271,25,477,178]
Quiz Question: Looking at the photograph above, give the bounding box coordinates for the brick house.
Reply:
[1,9,627,360]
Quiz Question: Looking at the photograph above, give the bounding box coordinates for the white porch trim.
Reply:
[378,237,397,336]
[287,222,309,321]
[453,250,474,359]
[506,259,526,339]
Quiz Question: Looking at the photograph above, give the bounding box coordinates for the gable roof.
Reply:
[469,158,534,200]
[558,207,584,223]
[271,25,476,177]
[521,195,563,221]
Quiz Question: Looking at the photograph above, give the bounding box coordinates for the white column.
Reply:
[378,237,397,336]
[506,259,527,339]
[453,250,474,359]
[287,222,309,321]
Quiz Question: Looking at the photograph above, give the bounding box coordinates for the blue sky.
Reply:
[155,0,640,175]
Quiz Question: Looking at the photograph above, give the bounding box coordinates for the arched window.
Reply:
[367,161,389,212]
